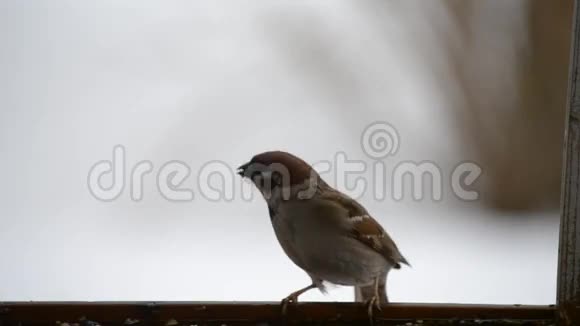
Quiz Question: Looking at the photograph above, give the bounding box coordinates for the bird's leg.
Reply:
[373,276,382,311]
[281,283,317,315]
[365,277,382,325]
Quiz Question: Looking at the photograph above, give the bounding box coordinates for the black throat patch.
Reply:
[268,205,277,220]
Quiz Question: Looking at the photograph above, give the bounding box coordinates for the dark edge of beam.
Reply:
[0,302,556,325]
[571,108,580,121]
[558,0,580,325]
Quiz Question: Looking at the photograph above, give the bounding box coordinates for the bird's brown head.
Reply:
[237,151,324,200]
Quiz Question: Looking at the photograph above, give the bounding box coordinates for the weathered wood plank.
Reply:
[557,1,580,325]
[571,3,580,119]
[0,302,556,326]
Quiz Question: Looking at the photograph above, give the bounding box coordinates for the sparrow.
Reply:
[237,151,408,319]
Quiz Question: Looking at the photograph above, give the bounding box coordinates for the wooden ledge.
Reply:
[0,302,556,325]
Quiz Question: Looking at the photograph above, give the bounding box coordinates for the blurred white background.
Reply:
[0,0,567,304]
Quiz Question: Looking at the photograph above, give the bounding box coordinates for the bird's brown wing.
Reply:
[318,191,409,269]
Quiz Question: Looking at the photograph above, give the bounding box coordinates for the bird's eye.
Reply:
[272,171,283,185]
[250,170,262,181]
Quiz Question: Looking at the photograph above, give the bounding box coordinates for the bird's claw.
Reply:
[365,296,382,325]
[280,294,298,315]
[374,297,382,311]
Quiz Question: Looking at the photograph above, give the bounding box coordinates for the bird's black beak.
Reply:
[237,162,250,177]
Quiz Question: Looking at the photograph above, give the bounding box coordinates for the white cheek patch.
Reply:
[261,170,273,179]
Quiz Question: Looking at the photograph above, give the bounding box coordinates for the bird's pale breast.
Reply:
[272,200,389,286]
